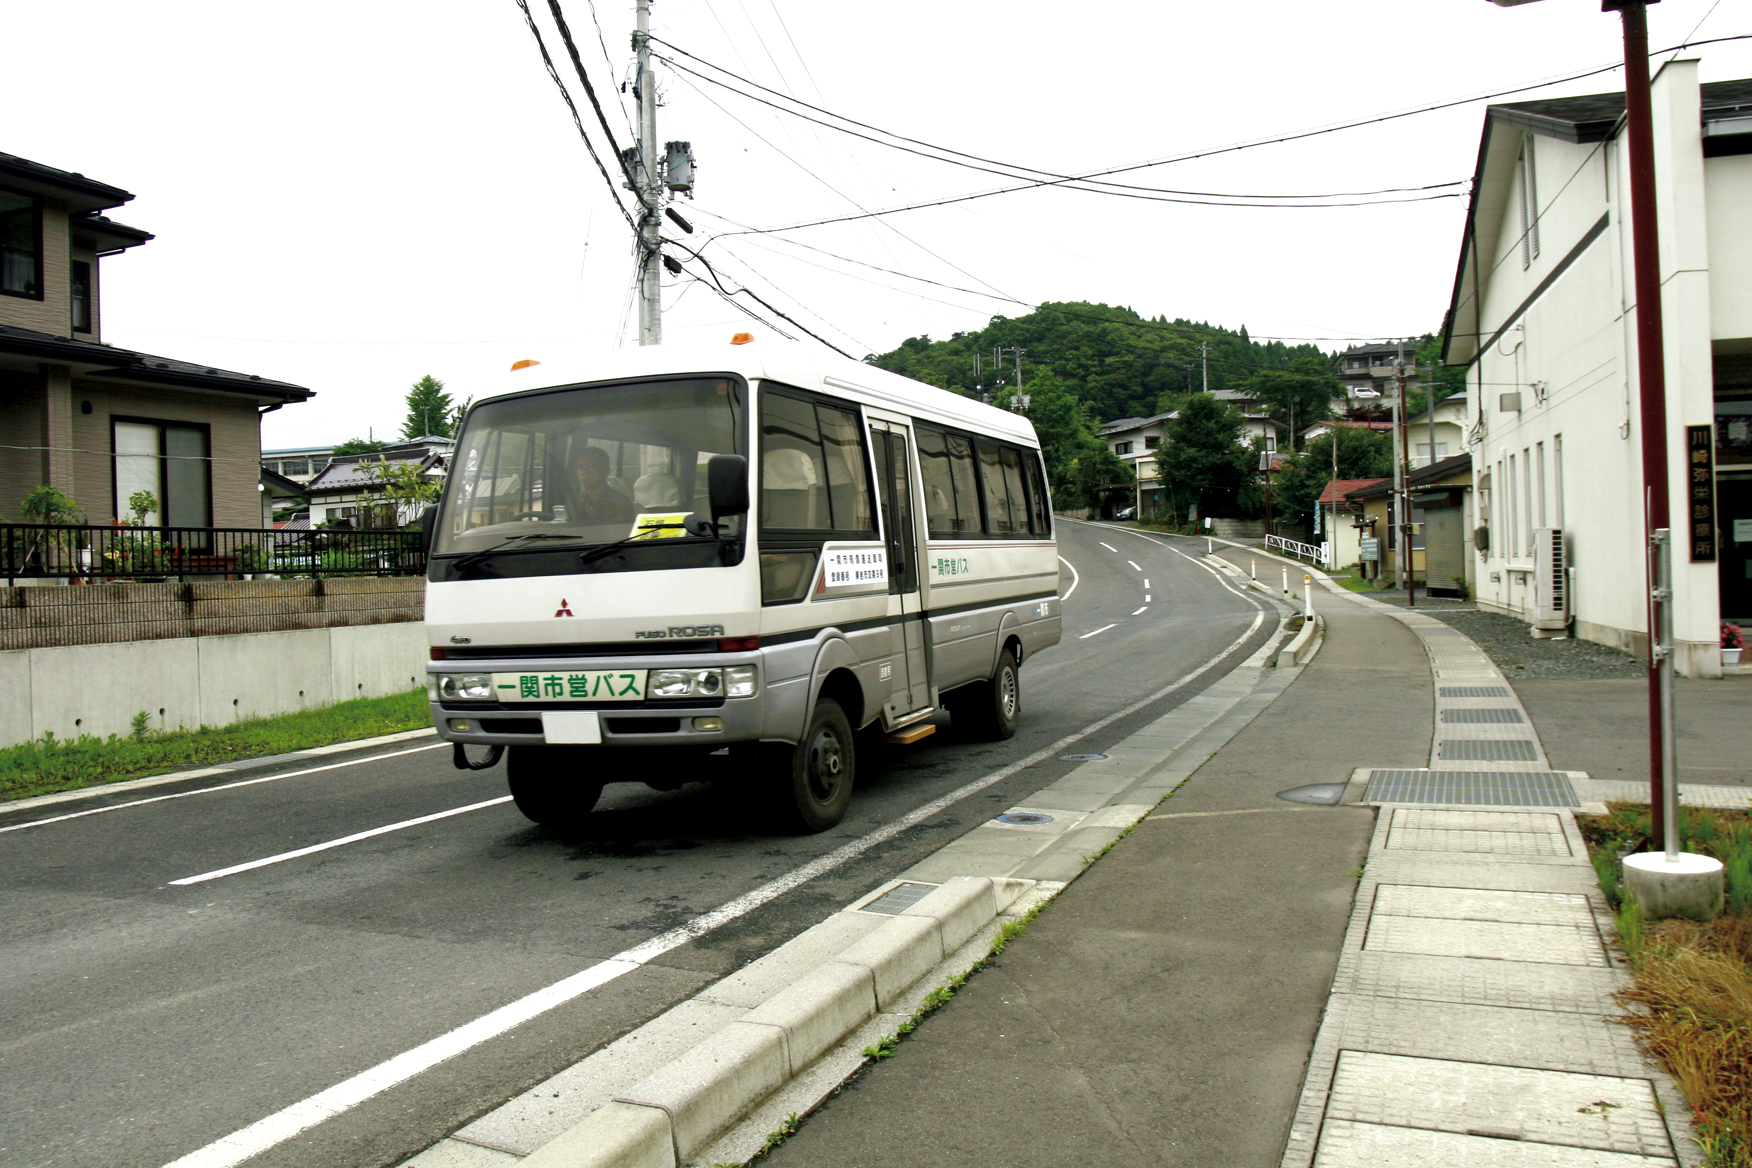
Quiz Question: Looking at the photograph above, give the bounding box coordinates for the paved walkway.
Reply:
[762,538,1736,1168]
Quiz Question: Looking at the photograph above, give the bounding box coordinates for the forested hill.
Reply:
[866,301,1328,423]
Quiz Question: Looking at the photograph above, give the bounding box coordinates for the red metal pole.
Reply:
[1613,0,1672,847]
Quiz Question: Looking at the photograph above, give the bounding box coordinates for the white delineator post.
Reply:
[1304,574,1313,619]
[1250,559,1256,581]
[1281,565,1289,595]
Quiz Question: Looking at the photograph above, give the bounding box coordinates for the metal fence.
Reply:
[1265,532,1331,568]
[0,523,426,583]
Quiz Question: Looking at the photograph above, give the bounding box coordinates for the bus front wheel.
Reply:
[507,746,604,826]
[767,698,855,833]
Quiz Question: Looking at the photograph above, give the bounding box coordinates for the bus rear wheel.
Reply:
[506,745,605,826]
[951,648,1021,741]
[767,698,855,833]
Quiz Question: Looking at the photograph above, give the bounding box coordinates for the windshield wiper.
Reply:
[447,532,580,574]
[576,519,717,567]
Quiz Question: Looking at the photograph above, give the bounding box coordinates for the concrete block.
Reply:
[329,621,427,702]
[695,911,883,1010]
[1624,851,1725,922]
[1313,1118,1675,1168]
[899,876,997,953]
[742,959,876,1069]
[0,649,31,745]
[456,999,743,1155]
[833,915,942,1007]
[197,628,332,725]
[29,637,201,740]
[617,1021,790,1161]
[521,1102,675,1168]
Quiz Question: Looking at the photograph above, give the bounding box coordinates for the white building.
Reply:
[1100,411,1174,517]
[1441,63,1752,677]
[1405,391,1469,469]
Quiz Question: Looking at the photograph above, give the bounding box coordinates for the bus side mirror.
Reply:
[418,505,438,552]
[707,454,749,523]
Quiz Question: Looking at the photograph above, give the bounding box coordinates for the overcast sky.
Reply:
[11,0,1751,448]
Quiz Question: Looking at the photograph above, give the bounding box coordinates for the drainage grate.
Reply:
[995,812,1054,825]
[1438,686,1511,698]
[1440,708,1524,724]
[1060,753,1108,762]
[1439,739,1540,761]
[860,881,940,915]
[1362,769,1577,807]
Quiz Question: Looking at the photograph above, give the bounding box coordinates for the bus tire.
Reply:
[506,746,604,826]
[768,698,854,833]
[952,650,1021,741]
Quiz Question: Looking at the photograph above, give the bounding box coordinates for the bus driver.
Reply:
[570,445,634,524]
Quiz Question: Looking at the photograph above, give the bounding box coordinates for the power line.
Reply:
[545,0,645,200]
[582,0,636,136]
[665,237,863,358]
[514,0,636,231]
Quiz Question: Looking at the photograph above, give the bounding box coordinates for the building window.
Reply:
[71,261,92,332]
[113,419,212,528]
[1114,441,1133,455]
[1415,442,1449,462]
[1144,436,1160,450]
[1264,435,1276,453]
[1,189,42,299]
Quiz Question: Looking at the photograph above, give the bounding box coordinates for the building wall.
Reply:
[0,373,48,521]
[71,242,100,341]
[1467,61,1725,676]
[67,380,263,526]
[0,200,72,335]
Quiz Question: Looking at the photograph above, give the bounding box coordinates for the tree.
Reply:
[1268,427,1397,532]
[1239,356,1341,451]
[364,459,443,527]
[1406,333,1468,419]
[332,437,390,457]
[401,375,455,440]
[1007,368,1129,509]
[1155,395,1255,520]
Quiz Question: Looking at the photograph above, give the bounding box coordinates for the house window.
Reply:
[113,419,212,528]
[1,190,42,299]
[1114,441,1133,455]
[1264,435,1276,453]
[71,261,92,332]
[1415,442,1449,462]
[1144,436,1160,450]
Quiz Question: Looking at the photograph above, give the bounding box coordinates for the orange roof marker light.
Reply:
[510,359,542,371]
[730,333,754,345]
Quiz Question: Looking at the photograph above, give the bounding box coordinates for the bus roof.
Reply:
[472,339,1041,447]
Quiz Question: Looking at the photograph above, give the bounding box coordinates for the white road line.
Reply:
[1144,579,1150,588]
[161,607,1266,1168]
[0,744,450,835]
[1098,542,1118,553]
[1131,606,1148,616]
[1127,560,1141,571]
[1145,595,1152,602]
[1078,623,1117,639]
[1057,554,1081,600]
[168,797,514,886]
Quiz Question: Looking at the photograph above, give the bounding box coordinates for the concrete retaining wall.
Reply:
[0,621,429,746]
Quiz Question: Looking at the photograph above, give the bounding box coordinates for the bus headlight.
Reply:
[725,665,757,697]
[432,673,494,701]
[649,668,725,698]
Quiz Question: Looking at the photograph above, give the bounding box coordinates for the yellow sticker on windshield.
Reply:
[630,512,693,539]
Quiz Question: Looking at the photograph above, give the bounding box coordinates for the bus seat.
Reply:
[633,472,682,509]
[763,448,823,528]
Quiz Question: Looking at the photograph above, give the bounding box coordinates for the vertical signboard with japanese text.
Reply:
[1686,424,1717,562]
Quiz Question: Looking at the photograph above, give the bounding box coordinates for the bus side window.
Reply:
[817,404,875,534]
[1026,452,1052,535]
[915,426,957,536]
[943,432,982,534]
[998,446,1029,536]
[976,439,1017,534]
[761,393,830,530]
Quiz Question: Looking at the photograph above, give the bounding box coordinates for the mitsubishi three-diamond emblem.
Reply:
[554,598,574,617]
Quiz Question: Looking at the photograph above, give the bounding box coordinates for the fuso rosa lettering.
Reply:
[634,624,727,639]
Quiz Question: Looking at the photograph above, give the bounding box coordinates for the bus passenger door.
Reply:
[870,422,931,717]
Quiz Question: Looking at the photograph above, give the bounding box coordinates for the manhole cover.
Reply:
[1277,784,1348,805]
[1060,753,1107,762]
[996,812,1054,825]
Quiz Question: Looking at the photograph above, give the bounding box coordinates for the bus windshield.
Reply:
[433,377,746,564]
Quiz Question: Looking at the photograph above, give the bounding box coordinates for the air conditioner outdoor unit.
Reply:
[1533,527,1568,630]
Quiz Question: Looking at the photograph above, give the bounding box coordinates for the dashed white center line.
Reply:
[1099,542,1118,553]
[1078,623,1117,639]
[1127,560,1141,571]
[1131,606,1148,616]
[1145,595,1152,602]
[1143,579,1150,588]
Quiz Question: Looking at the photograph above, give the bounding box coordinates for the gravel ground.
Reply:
[1420,608,1647,679]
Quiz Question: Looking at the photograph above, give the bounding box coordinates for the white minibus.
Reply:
[422,338,1061,831]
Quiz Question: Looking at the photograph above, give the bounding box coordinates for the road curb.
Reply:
[1276,613,1324,668]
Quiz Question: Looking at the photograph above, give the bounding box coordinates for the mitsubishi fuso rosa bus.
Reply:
[422,339,1061,832]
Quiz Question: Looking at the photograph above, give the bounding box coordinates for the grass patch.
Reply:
[1580,803,1752,1166]
[0,688,432,803]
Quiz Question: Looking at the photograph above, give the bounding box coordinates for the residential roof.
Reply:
[1490,78,1752,144]
[1317,477,1387,505]
[0,151,134,215]
[1301,419,1394,437]
[1337,342,1419,360]
[259,466,307,498]
[306,451,444,495]
[1100,411,1176,434]
[1346,453,1472,501]
[0,323,313,404]
[70,213,154,255]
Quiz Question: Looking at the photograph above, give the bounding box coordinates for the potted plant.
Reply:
[1723,621,1744,666]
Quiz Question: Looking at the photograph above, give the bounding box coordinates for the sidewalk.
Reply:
[762,541,1737,1168]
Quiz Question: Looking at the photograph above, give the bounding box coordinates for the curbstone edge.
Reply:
[519,1101,674,1168]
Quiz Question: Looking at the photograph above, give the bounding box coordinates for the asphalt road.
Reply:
[0,521,1276,1168]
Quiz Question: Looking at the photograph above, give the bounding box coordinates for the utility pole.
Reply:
[1396,348,1415,607]
[1201,341,1209,394]
[1390,347,1406,596]
[634,0,662,345]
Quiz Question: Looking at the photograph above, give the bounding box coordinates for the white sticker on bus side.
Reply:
[822,547,888,587]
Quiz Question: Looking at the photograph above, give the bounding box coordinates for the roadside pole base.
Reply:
[1623,851,1724,921]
